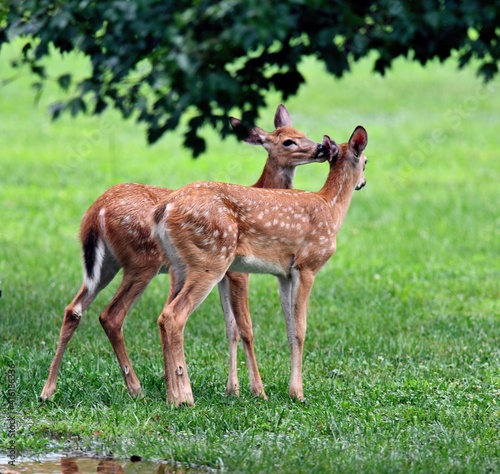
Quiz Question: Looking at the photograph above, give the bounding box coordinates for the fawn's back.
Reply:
[154,180,336,278]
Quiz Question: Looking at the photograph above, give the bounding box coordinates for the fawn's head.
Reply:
[323,126,368,190]
[230,104,327,168]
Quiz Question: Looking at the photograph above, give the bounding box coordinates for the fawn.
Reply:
[152,127,368,406]
[40,105,327,401]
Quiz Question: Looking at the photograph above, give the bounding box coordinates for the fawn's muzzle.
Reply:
[316,143,326,157]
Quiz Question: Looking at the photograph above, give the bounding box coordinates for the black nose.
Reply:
[355,179,367,191]
[317,144,325,156]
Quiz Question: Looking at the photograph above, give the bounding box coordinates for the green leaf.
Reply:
[66,97,87,117]
[49,101,65,120]
[30,64,46,79]
[57,74,72,91]
[477,61,498,82]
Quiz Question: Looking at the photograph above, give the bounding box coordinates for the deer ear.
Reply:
[323,135,339,162]
[230,117,267,145]
[348,126,368,156]
[274,104,292,129]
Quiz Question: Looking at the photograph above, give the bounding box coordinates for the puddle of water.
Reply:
[0,455,205,474]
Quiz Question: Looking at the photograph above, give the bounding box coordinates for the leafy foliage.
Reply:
[1,0,499,155]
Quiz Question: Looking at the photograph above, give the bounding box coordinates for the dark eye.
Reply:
[283,139,295,147]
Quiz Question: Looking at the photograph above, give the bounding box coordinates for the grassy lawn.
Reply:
[1,42,499,472]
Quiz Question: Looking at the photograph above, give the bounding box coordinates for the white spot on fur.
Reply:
[194,225,205,236]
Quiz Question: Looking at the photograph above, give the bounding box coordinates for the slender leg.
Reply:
[40,257,119,401]
[99,266,160,397]
[278,269,315,401]
[217,276,240,396]
[225,271,266,399]
[158,269,222,406]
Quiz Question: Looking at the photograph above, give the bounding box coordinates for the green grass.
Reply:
[1,42,499,473]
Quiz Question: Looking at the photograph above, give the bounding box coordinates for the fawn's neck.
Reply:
[253,158,295,189]
[318,149,356,220]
